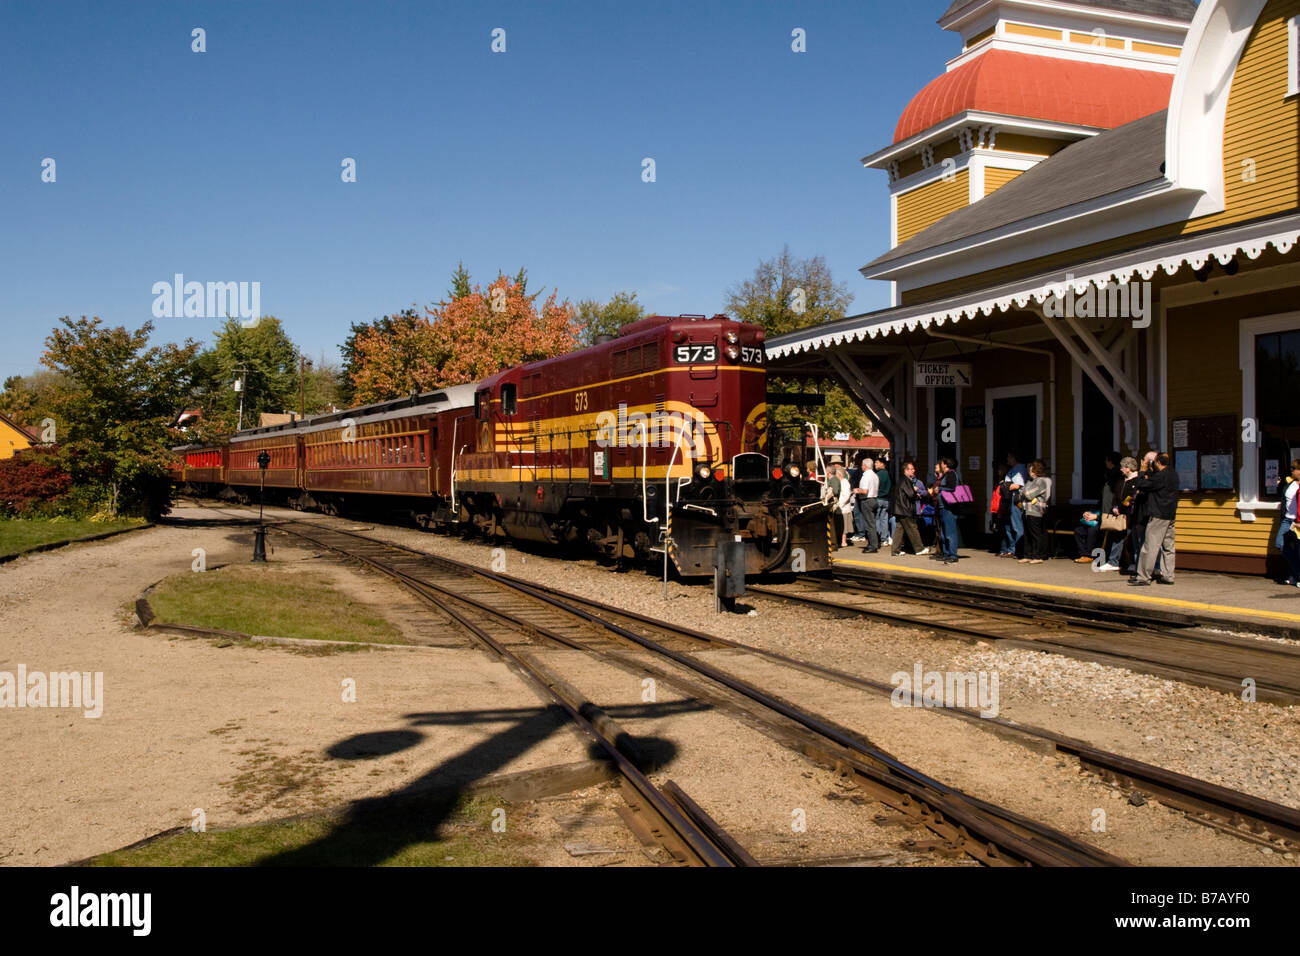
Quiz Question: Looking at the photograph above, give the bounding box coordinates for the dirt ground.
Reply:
[0,514,601,865]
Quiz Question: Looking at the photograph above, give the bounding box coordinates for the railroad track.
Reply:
[746,572,1300,706]
[267,517,1129,866]
[176,501,1300,857]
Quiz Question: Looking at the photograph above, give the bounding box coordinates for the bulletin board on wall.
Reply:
[1170,415,1236,493]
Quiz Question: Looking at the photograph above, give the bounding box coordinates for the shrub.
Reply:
[0,449,74,517]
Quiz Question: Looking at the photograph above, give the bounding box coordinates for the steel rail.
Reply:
[271,522,738,867]
[745,577,1300,705]
[184,502,1300,852]
[274,520,1125,867]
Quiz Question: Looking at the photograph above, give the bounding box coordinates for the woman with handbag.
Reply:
[1094,457,1139,572]
[1018,460,1052,564]
[930,458,963,564]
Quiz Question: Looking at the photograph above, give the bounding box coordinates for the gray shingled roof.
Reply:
[941,0,1197,23]
[864,109,1169,273]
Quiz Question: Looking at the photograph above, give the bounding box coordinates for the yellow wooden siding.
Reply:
[1165,303,1241,425]
[1006,22,1062,41]
[1069,31,1125,50]
[0,418,32,460]
[1130,40,1181,57]
[965,26,995,49]
[933,138,964,164]
[900,1,1300,307]
[1175,497,1277,554]
[897,171,970,244]
[897,154,925,179]
[990,134,1066,157]
[984,166,1023,195]
[1161,291,1300,558]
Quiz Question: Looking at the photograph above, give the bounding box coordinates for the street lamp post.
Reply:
[252,449,270,562]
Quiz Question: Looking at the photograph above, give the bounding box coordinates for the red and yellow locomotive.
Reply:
[175,314,830,576]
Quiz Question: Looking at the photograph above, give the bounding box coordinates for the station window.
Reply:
[1256,329,1300,498]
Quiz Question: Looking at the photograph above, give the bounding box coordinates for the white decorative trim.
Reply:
[770,214,1300,359]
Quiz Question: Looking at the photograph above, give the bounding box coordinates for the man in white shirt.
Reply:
[854,456,881,552]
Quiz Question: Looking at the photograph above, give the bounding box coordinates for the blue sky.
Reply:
[0,0,959,377]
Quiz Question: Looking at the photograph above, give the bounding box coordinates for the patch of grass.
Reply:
[0,517,145,557]
[89,795,535,867]
[147,565,406,644]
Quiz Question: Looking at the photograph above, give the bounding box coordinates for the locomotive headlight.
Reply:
[725,331,739,344]
[788,464,801,479]
[725,346,740,361]
[697,464,712,481]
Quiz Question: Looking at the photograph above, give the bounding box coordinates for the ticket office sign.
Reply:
[914,363,973,388]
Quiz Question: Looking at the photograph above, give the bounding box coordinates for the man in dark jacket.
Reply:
[889,459,927,556]
[1130,453,1179,586]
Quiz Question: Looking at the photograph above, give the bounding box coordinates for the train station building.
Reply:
[768,0,1300,575]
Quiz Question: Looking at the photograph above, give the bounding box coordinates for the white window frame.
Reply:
[985,383,1044,530]
[1288,16,1299,99]
[1237,311,1300,514]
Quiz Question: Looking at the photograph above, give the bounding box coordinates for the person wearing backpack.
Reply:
[1018,459,1053,565]
[889,458,928,556]
[988,464,1011,554]
[874,458,894,548]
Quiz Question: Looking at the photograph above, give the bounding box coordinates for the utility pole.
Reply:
[299,356,313,421]
[234,366,249,431]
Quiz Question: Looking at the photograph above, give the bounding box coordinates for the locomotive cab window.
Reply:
[474,390,486,419]
[501,383,517,415]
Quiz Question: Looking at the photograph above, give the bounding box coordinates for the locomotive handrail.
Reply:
[806,421,827,483]
[638,422,659,526]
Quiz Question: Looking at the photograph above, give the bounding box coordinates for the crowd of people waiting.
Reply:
[820,450,1300,588]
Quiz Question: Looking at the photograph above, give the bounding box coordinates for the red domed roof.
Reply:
[894,50,1174,143]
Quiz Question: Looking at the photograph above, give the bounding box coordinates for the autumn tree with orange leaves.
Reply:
[348,273,579,404]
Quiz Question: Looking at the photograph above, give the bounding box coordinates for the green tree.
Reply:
[196,317,299,428]
[576,291,646,346]
[724,247,865,438]
[0,369,70,428]
[299,352,345,416]
[41,315,200,517]
[447,261,472,300]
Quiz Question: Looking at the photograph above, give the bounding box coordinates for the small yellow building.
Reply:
[0,412,35,460]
